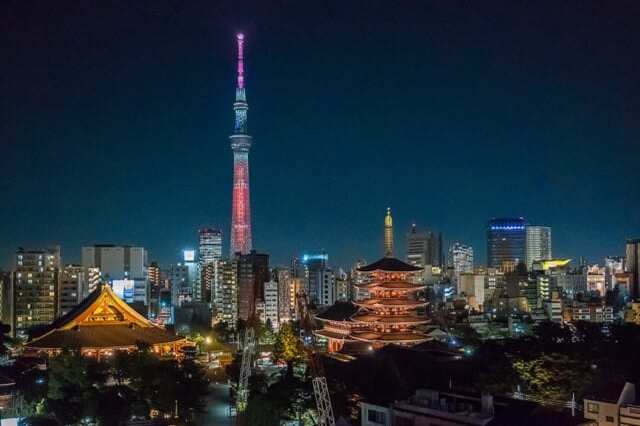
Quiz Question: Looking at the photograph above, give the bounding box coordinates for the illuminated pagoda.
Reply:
[25,284,186,359]
[315,208,429,353]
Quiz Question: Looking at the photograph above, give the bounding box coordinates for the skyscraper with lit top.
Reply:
[230,33,253,257]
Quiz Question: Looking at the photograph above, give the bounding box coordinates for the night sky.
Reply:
[3,1,640,269]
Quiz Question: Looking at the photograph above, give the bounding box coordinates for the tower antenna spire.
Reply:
[236,32,245,89]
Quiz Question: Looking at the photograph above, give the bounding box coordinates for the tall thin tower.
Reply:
[230,33,253,256]
[384,207,394,257]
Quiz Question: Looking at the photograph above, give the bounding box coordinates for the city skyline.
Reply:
[3,2,639,269]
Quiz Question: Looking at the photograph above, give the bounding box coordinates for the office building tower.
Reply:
[458,273,485,311]
[157,287,174,325]
[214,259,238,325]
[0,270,11,326]
[335,268,350,302]
[182,249,200,301]
[605,256,625,290]
[587,265,606,295]
[198,228,222,302]
[486,218,527,270]
[273,268,294,324]
[237,250,269,321]
[12,247,61,338]
[263,280,279,330]
[526,226,552,268]
[449,242,474,282]
[301,252,329,305]
[407,224,443,268]
[229,33,253,256]
[627,239,640,300]
[317,269,336,307]
[58,264,88,317]
[81,245,148,305]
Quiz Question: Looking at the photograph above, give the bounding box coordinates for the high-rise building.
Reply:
[0,270,11,326]
[214,259,238,325]
[627,239,640,300]
[230,33,253,256]
[12,247,61,338]
[406,224,443,268]
[301,252,329,305]
[525,226,552,268]
[273,268,295,324]
[263,280,279,330]
[448,242,474,282]
[486,218,527,270]
[237,250,269,321]
[458,273,485,311]
[198,228,221,302]
[335,268,350,302]
[58,264,88,317]
[81,245,148,305]
[317,269,336,307]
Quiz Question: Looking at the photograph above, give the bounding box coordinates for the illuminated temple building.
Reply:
[315,208,429,353]
[25,285,186,359]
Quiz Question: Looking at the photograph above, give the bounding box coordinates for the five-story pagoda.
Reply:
[350,208,429,348]
[314,208,429,353]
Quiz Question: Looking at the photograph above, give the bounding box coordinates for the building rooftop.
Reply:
[357,257,422,272]
[316,301,359,321]
[26,285,184,351]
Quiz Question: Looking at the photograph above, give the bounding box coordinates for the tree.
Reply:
[512,353,593,404]
[273,322,304,379]
[532,321,572,351]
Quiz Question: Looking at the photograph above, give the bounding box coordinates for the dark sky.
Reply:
[3,1,640,269]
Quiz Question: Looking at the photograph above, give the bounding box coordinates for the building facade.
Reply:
[12,247,61,338]
[486,218,527,269]
[525,225,552,268]
[237,251,269,321]
[406,224,443,269]
[626,239,640,300]
[198,228,221,303]
[81,245,148,305]
[449,242,474,283]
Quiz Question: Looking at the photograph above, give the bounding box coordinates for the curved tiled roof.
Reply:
[316,301,359,321]
[26,324,184,350]
[354,298,427,308]
[359,281,424,291]
[357,257,422,272]
[350,330,429,343]
[350,313,429,325]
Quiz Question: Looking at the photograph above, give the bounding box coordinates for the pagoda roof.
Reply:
[350,330,429,344]
[359,281,424,291]
[354,298,426,308]
[316,301,359,322]
[26,285,183,350]
[357,257,422,272]
[350,313,429,325]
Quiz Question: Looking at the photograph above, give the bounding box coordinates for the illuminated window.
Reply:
[587,402,599,414]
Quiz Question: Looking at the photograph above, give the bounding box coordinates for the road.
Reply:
[196,382,233,426]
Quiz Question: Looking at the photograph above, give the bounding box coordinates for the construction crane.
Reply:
[297,292,336,426]
[236,327,255,414]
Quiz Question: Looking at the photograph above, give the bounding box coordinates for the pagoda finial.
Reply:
[384,207,394,257]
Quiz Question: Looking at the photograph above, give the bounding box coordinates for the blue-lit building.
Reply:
[487,218,527,270]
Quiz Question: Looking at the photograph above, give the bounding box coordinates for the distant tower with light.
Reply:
[384,207,394,257]
[230,33,253,257]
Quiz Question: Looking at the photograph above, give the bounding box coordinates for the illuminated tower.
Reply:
[230,33,253,257]
[384,207,393,257]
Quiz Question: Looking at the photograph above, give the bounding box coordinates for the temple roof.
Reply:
[26,325,184,350]
[357,257,422,272]
[26,285,183,350]
[354,298,427,308]
[350,313,430,325]
[359,281,424,291]
[350,330,429,343]
[316,301,359,322]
